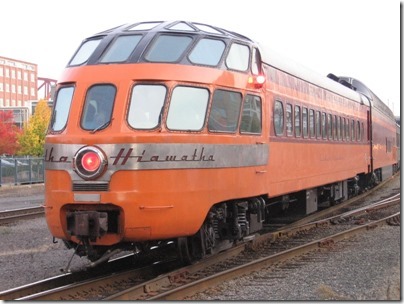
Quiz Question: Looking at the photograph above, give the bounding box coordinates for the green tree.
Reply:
[0,110,21,155]
[17,100,51,156]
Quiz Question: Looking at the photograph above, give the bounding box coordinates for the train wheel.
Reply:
[177,237,193,265]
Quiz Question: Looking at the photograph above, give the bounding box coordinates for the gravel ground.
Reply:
[0,175,401,300]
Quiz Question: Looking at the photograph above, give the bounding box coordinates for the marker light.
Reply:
[248,75,266,89]
[73,146,107,180]
[81,151,101,172]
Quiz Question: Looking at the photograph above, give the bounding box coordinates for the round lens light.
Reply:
[81,151,101,172]
[73,146,107,180]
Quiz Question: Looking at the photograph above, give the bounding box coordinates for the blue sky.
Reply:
[0,0,400,115]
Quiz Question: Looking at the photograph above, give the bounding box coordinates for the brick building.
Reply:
[0,56,39,129]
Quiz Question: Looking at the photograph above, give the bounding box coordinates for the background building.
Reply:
[0,56,38,108]
[0,56,55,129]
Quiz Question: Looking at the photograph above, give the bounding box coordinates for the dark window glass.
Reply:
[328,113,332,140]
[302,107,308,138]
[240,95,262,134]
[274,100,284,136]
[309,109,315,138]
[81,85,116,131]
[145,35,192,62]
[295,105,301,137]
[322,112,327,139]
[286,104,293,136]
[100,35,142,62]
[351,120,356,140]
[316,111,321,138]
[208,90,242,133]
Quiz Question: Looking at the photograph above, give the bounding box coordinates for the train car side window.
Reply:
[294,105,301,137]
[240,94,262,134]
[251,48,262,75]
[333,115,337,140]
[82,85,116,131]
[226,43,249,71]
[167,86,209,131]
[51,86,74,132]
[145,35,193,62]
[286,103,293,136]
[274,100,284,136]
[188,38,225,66]
[309,109,315,138]
[127,84,167,129]
[302,107,308,138]
[351,120,356,140]
[328,113,332,140]
[100,35,142,63]
[346,118,350,141]
[315,111,321,139]
[357,121,361,141]
[208,89,242,133]
[321,112,327,139]
[336,116,340,140]
[69,38,102,66]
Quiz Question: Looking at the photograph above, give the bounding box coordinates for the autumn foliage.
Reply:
[17,99,51,156]
[0,110,21,155]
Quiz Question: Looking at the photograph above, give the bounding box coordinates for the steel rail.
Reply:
[147,212,400,300]
[0,206,44,225]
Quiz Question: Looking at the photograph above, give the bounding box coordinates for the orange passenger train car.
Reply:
[44,20,398,264]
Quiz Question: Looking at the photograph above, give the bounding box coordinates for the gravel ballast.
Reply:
[0,176,400,300]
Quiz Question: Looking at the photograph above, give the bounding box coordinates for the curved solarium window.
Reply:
[168,22,196,31]
[192,23,223,34]
[100,35,142,63]
[189,38,225,66]
[166,86,209,131]
[51,86,74,132]
[69,38,102,66]
[127,84,167,129]
[145,35,193,62]
[127,22,162,31]
[226,43,250,71]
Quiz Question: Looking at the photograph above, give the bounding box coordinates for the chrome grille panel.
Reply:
[72,182,109,192]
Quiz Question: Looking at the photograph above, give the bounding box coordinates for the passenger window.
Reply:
[346,118,350,141]
[357,121,361,141]
[328,113,332,140]
[322,112,327,139]
[167,86,209,131]
[309,109,315,138]
[51,86,74,132]
[69,38,102,66]
[302,107,308,138]
[336,116,340,140]
[189,38,225,66]
[351,120,356,140]
[274,100,284,136]
[145,35,193,62]
[208,89,242,133]
[100,35,142,63]
[226,43,249,71]
[286,104,293,136]
[81,85,116,131]
[333,115,337,140]
[294,105,301,137]
[240,95,262,134]
[315,111,321,139]
[127,84,166,129]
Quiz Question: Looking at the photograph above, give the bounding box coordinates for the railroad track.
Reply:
[1,190,399,300]
[0,206,44,225]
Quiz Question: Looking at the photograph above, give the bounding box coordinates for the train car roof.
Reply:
[258,44,363,104]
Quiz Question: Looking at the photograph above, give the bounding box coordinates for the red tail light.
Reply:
[81,151,101,172]
[73,146,107,180]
